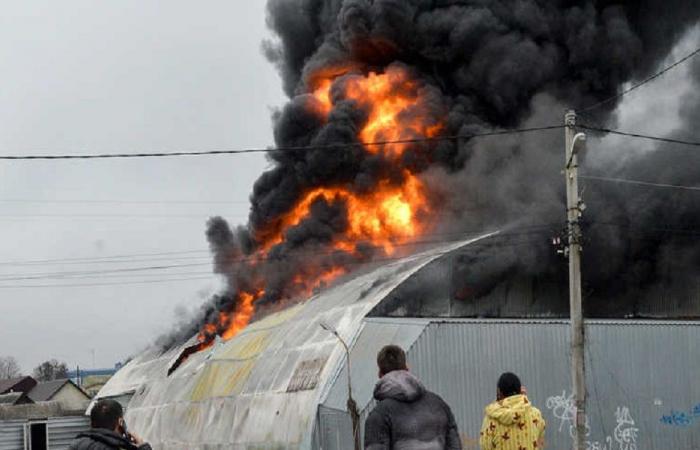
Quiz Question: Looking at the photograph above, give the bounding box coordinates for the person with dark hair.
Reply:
[68,399,152,450]
[479,372,545,450]
[364,345,462,450]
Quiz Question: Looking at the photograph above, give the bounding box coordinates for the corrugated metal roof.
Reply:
[94,236,491,449]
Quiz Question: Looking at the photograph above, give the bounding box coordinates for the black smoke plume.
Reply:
[163,1,700,348]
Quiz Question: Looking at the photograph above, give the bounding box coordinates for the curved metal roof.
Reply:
[95,235,491,449]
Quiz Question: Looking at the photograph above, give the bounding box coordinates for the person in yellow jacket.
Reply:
[479,372,545,450]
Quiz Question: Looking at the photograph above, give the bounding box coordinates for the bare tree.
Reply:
[0,356,22,379]
[33,359,69,382]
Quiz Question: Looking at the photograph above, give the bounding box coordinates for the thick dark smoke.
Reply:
[163,1,700,348]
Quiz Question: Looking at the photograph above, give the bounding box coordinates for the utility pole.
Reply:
[565,110,586,450]
[320,321,361,450]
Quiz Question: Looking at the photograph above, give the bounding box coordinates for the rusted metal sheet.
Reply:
[288,358,328,392]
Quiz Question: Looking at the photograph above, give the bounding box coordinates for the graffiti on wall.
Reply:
[545,390,639,450]
[659,403,700,427]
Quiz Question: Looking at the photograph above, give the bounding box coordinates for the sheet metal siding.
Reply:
[48,416,89,449]
[322,320,428,412]
[0,420,24,450]
[407,320,700,450]
[317,406,354,450]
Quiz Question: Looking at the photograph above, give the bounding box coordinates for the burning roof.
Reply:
[157,1,700,370]
[97,238,488,448]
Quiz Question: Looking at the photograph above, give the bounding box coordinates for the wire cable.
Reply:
[0,198,248,205]
[0,249,211,266]
[0,236,549,289]
[580,46,700,113]
[0,228,557,281]
[0,276,217,289]
[0,125,563,160]
[579,175,700,192]
[578,124,700,147]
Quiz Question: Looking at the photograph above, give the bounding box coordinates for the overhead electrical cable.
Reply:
[580,46,700,113]
[0,198,247,205]
[0,276,217,289]
[0,125,564,160]
[0,237,550,289]
[580,175,700,192]
[0,228,557,281]
[578,125,700,147]
[0,249,210,266]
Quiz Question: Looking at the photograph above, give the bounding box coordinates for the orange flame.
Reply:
[311,66,443,157]
[196,289,263,344]
[195,65,442,350]
[259,172,429,255]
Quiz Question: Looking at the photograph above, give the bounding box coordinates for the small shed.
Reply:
[28,380,91,411]
[0,402,89,450]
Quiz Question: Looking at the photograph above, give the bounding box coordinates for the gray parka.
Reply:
[364,370,462,450]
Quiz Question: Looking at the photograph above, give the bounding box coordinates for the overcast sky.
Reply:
[0,3,696,374]
[0,1,284,373]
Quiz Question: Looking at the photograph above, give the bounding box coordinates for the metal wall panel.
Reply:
[0,420,24,450]
[406,319,700,450]
[317,405,354,450]
[48,416,89,450]
[322,319,428,411]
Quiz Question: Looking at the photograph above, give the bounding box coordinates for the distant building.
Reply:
[0,378,90,450]
[28,379,91,411]
[67,365,122,398]
[0,376,37,396]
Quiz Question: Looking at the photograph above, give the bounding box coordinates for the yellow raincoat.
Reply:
[479,394,546,450]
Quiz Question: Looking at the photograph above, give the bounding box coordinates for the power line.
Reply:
[0,125,563,160]
[0,249,210,266]
[0,198,247,205]
[580,46,700,113]
[578,125,700,147]
[1,224,696,287]
[0,228,555,281]
[0,235,550,288]
[580,175,700,192]
[0,276,217,289]
[0,213,248,219]
[1,254,213,267]
[0,262,213,281]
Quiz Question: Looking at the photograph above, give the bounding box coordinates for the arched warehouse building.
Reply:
[95,234,700,449]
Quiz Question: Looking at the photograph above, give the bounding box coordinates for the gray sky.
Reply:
[0,2,696,375]
[0,1,284,373]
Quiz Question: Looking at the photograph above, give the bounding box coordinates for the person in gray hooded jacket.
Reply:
[364,345,462,450]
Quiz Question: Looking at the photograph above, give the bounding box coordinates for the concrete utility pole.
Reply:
[564,110,587,450]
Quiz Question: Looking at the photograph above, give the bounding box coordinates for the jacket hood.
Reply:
[373,370,425,402]
[485,394,534,425]
[76,428,135,449]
